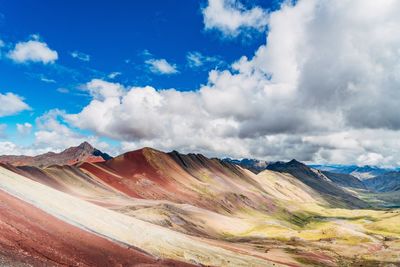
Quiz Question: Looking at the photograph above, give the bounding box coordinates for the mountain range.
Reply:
[266,160,369,208]
[364,171,400,192]
[0,142,399,266]
[309,164,393,180]
[0,141,112,167]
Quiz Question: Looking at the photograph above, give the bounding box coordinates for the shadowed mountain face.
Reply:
[322,171,366,189]
[0,142,112,167]
[364,171,400,192]
[266,160,369,208]
[222,158,268,174]
[310,164,390,180]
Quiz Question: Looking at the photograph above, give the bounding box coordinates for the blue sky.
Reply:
[0,0,279,147]
[1,0,400,166]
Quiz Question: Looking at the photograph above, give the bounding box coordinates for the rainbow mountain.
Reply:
[0,142,399,266]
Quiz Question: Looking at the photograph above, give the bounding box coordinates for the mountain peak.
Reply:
[63,141,96,156]
[267,159,305,170]
[77,141,94,151]
[288,159,303,165]
[141,147,161,153]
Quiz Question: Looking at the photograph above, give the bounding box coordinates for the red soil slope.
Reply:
[0,189,192,267]
[79,148,201,201]
[79,148,276,213]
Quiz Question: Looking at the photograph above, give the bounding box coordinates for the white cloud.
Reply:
[57,88,69,94]
[186,51,222,68]
[30,34,40,41]
[202,0,268,37]
[187,52,203,67]
[16,122,32,135]
[40,76,56,83]
[62,0,400,166]
[108,72,121,79]
[0,141,22,155]
[0,109,114,156]
[8,39,58,64]
[82,78,124,100]
[0,92,30,117]
[70,51,90,61]
[145,58,178,74]
[34,110,90,149]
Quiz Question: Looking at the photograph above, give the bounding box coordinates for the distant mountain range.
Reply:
[223,158,397,180]
[266,160,369,208]
[2,143,399,197]
[222,158,268,173]
[223,158,399,192]
[0,142,112,167]
[364,171,400,192]
[2,143,398,198]
[310,164,400,196]
[223,158,400,206]
[320,171,367,189]
[309,164,393,180]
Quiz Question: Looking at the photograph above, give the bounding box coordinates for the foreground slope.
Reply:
[0,163,131,206]
[0,166,283,266]
[0,189,187,267]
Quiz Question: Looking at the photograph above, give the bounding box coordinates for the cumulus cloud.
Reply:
[8,39,58,64]
[81,78,124,100]
[0,141,22,155]
[16,122,32,135]
[70,51,90,61]
[64,0,400,166]
[0,110,115,156]
[0,92,30,117]
[202,0,268,37]
[145,58,178,74]
[34,110,94,150]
